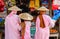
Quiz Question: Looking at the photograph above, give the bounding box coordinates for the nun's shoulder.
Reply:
[5,16,10,21]
[5,15,10,19]
[44,15,51,18]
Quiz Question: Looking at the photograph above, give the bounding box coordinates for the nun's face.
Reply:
[39,10,46,15]
[12,10,17,14]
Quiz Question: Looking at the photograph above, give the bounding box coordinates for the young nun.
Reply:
[35,6,56,39]
[5,6,22,39]
[19,13,33,39]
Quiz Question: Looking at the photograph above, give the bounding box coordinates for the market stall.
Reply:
[0,0,7,39]
[30,0,59,39]
[15,0,60,39]
[1,0,60,39]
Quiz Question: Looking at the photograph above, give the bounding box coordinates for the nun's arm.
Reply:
[47,16,56,28]
[36,17,40,32]
[17,17,22,31]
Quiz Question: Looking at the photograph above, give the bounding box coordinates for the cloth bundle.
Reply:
[0,0,4,12]
[52,10,60,20]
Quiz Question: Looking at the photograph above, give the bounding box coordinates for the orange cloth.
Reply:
[21,22,25,39]
[35,0,40,9]
[22,35,24,39]
[29,0,35,8]
[39,15,45,28]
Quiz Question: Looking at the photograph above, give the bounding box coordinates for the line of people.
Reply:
[5,6,60,39]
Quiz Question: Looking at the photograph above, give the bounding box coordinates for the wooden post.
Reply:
[59,19,60,32]
[49,0,52,17]
[0,32,2,39]
[59,18,60,38]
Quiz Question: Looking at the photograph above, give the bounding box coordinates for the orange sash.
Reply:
[39,15,45,28]
[21,22,25,39]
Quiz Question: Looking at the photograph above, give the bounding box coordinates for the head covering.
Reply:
[19,13,33,20]
[37,6,49,11]
[8,6,22,11]
[8,6,22,17]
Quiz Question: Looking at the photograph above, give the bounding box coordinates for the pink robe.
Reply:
[24,21,31,39]
[35,15,55,39]
[5,11,21,39]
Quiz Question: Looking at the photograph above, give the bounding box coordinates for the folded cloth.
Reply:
[0,18,3,22]
[52,10,60,20]
[0,0,4,12]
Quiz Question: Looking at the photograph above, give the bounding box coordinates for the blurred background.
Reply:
[0,0,60,39]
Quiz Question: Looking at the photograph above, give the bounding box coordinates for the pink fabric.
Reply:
[24,21,31,39]
[5,11,21,39]
[35,15,55,39]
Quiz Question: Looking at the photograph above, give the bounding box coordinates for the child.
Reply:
[19,13,33,39]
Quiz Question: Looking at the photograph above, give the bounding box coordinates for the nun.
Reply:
[5,6,22,39]
[35,6,56,39]
[19,13,33,39]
